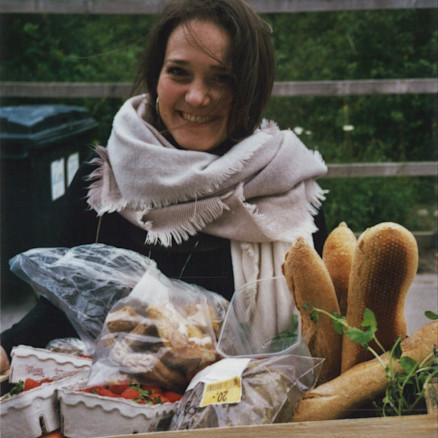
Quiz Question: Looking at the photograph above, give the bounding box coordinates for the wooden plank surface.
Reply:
[272,78,438,96]
[325,162,438,178]
[1,79,436,99]
[1,0,436,14]
[100,414,437,438]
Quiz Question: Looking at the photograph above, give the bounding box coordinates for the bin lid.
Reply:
[0,104,98,155]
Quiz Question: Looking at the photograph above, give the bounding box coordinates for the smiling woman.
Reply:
[0,0,328,375]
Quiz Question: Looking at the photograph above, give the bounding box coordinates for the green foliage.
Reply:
[0,9,436,231]
[271,314,299,352]
[304,305,438,416]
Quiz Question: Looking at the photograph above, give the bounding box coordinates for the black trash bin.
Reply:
[0,104,98,300]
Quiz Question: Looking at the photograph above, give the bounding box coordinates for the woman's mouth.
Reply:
[180,111,214,124]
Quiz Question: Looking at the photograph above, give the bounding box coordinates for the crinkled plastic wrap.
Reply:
[217,276,309,359]
[9,244,156,353]
[168,276,323,429]
[87,268,229,391]
[169,354,323,429]
[45,338,88,357]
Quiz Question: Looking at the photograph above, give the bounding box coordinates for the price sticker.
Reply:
[200,376,242,407]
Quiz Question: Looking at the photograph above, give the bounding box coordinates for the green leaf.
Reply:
[346,327,374,346]
[398,356,418,374]
[331,313,347,334]
[302,302,313,311]
[309,311,319,323]
[392,338,403,360]
[425,310,438,320]
[361,308,378,333]
[271,314,299,352]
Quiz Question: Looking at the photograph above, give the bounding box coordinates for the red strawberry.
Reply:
[141,384,163,394]
[163,391,182,403]
[149,392,168,404]
[40,378,54,384]
[88,385,107,394]
[120,388,141,400]
[108,384,130,395]
[24,378,41,391]
[96,387,119,398]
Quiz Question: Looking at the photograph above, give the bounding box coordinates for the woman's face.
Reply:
[157,20,233,151]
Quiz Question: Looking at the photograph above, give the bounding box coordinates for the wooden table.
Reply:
[103,413,437,438]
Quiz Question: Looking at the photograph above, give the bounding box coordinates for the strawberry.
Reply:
[108,384,130,395]
[96,387,119,398]
[89,385,107,394]
[41,431,65,437]
[24,378,41,391]
[141,384,163,394]
[120,388,141,400]
[163,391,182,403]
[149,392,168,404]
[40,378,54,384]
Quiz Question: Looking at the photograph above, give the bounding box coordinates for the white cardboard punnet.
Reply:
[9,345,92,383]
[58,375,177,438]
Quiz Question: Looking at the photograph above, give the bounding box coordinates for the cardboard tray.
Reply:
[9,345,91,382]
[0,372,86,438]
[58,375,178,438]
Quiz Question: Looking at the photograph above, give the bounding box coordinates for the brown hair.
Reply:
[131,0,275,142]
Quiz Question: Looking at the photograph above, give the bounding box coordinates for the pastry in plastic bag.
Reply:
[169,354,322,430]
[87,268,229,391]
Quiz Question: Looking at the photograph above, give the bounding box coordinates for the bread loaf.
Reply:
[322,222,357,316]
[293,320,437,422]
[342,222,418,372]
[282,237,342,384]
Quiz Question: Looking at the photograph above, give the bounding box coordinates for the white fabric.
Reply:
[87,94,327,248]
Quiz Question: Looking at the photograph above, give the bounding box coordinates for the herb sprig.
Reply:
[303,303,438,416]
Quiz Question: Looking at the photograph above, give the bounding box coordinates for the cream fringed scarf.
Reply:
[87,94,327,338]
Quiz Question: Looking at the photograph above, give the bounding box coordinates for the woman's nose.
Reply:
[185,79,211,107]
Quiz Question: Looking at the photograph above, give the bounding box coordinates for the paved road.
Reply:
[1,272,437,335]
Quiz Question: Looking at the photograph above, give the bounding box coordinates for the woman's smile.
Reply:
[180,111,215,125]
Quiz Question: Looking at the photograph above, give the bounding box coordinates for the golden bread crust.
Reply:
[322,222,357,316]
[282,237,342,384]
[342,222,418,372]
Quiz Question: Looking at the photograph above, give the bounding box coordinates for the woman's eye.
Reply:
[166,67,189,78]
[211,74,231,85]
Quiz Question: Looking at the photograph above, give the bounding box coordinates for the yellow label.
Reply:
[200,376,242,407]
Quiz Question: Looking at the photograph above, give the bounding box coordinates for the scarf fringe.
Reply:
[144,197,230,247]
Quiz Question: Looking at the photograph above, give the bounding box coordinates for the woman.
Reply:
[0,0,327,372]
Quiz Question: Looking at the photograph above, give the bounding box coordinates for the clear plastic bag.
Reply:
[169,354,323,429]
[217,276,310,358]
[9,244,156,353]
[87,268,230,391]
[168,276,323,429]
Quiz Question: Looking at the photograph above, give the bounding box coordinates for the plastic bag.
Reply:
[87,268,230,391]
[217,276,311,359]
[168,276,323,429]
[45,338,88,357]
[9,244,156,353]
[169,354,323,429]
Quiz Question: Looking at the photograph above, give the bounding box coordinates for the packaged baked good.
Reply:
[87,268,229,391]
[169,354,322,429]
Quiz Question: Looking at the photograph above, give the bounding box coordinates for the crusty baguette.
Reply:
[322,222,357,316]
[342,222,418,372]
[293,320,437,422]
[282,237,342,384]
